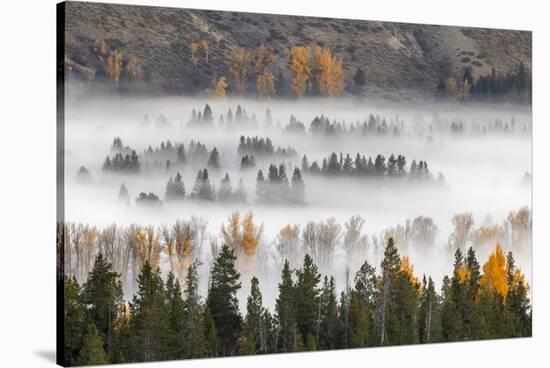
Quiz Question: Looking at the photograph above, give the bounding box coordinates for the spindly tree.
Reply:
[241,277,269,354]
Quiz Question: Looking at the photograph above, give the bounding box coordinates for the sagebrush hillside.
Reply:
[62,1,531,98]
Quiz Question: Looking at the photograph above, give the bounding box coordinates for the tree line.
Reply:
[435,64,531,103]
[60,207,531,297]
[238,135,296,158]
[62,237,531,366]
[301,152,440,181]
[256,165,305,204]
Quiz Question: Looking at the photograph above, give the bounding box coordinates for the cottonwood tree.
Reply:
[276,224,300,267]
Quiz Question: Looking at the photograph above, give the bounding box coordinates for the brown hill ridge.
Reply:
[62,1,532,98]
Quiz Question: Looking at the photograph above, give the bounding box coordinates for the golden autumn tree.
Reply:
[462,79,472,101]
[228,47,251,94]
[212,76,228,98]
[480,244,509,298]
[400,256,420,287]
[221,211,263,257]
[106,49,123,82]
[125,55,140,79]
[256,68,275,99]
[445,77,458,98]
[254,43,277,98]
[312,46,344,97]
[289,46,311,98]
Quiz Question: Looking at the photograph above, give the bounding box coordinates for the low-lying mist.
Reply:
[62,95,532,309]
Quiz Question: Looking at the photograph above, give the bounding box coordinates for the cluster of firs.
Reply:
[307,114,405,137]
[207,43,346,99]
[102,137,140,173]
[93,40,141,89]
[256,165,306,205]
[162,170,247,204]
[238,135,297,158]
[62,238,531,366]
[301,152,437,181]
[435,64,531,103]
[143,139,214,169]
[189,104,276,131]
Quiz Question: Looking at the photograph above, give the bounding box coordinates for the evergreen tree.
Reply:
[182,262,207,358]
[290,167,305,204]
[165,272,185,358]
[206,245,242,356]
[349,261,378,347]
[275,260,296,352]
[207,147,221,169]
[81,254,124,357]
[165,172,185,201]
[241,277,269,354]
[318,276,339,350]
[127,261,170,362]
[64,277,86,365]
[218,173,233,202]
[203,104,214,123]
[295,255,321,349]
[78,323,109,365]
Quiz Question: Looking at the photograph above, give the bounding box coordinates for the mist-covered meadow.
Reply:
[62,95,531,308]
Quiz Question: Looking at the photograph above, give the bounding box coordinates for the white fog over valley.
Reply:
[63,95,532,309]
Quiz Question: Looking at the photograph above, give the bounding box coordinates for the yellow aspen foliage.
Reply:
[255,43,276,72]
[228,48,251,94]
[279,224,299,242]
[257,68,275,99]
[190,42,200,65]
[221,211,263,257]
[212,76,228,98]
[289,46,311,97]
[97,40,109,57]
[462,79,472,100]
[312,46,344,96]
[480,244,509,298]
[221,212,243,250]
[242,211,263,256]
[445,77,458,98]
[126,56,140,79]
[106,49,122,81]
[201,40,209,63]
[400,256,420,286]
[457,264,472,284]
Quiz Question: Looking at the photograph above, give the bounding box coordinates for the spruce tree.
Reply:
[165,272,185,358]
[318,276,339,350]
[241,277,268,354]
[128,261,170,362]
[275,260,296,352]
[207,147,221,169]
[206,245,242,356]
[81,254,124,357]
[78,323,109,365]
[295,255,321,349]
[182,262,207,358]
[64,277,86,365]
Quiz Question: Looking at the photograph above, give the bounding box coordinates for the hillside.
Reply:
[61,1,532,98]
